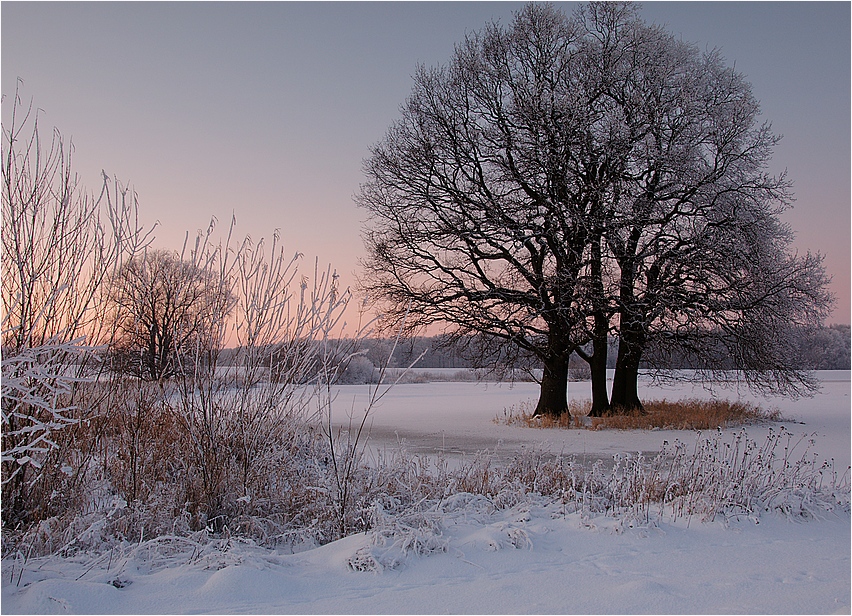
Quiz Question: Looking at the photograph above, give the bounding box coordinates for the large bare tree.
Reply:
[359,3,832,416]
[358,4,616,416]
[573,3,832,409]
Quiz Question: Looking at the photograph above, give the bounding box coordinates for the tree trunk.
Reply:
[611,242,646,413]
[610,360,642,411]
[610,326,644,412]
[589,352,609,416]
[588,313,611,417]
[587,232,610,416]
[534,354,569,417]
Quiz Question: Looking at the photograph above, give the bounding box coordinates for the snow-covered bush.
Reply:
[1,337,85,483]
[337,355,377,384]
[115,217,374,536]
[2,86,152,528]
[493,427,850,525]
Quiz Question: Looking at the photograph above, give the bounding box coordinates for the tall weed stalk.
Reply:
[2,84,153,527]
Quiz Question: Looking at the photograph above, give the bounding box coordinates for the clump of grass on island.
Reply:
[497,398,783,431]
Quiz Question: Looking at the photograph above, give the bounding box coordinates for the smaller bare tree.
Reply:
[107,249,234,381]
[154,217,371,529]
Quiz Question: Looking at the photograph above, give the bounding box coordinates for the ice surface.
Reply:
[329,370,851,469]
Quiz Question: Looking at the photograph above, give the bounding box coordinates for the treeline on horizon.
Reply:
[215,323,851,374]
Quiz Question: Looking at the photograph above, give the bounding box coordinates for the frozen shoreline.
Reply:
[328,371,851,469]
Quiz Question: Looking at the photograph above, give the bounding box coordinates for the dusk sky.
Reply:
[3,2,849,323]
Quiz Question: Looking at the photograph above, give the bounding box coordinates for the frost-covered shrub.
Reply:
[2,88,152,528]
[5,415,849,562]
[1,339,84,485]
[350,505,447,572]
[497,427,850,524]
[338,356,377,384]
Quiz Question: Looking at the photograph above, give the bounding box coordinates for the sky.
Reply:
[2,1,850,324]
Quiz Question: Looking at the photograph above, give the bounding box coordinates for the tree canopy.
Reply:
[107,249,234,381]
[358,3,832,416]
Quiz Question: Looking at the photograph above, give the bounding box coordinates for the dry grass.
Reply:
[599,399,783,430]
[4,389,844,564]
[497,398,783,431]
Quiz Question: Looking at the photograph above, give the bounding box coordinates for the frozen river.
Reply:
[327,370,851,469]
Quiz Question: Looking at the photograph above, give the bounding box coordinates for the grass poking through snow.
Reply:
[497,398,783,431]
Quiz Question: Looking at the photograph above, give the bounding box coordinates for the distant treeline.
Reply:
[800,324,852,369]
[348,324,851,373]
[212,324,850,379]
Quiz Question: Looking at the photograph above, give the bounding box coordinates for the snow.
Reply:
[3,372,850,614]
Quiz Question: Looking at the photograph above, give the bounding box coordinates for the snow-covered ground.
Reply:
[3,372,849,614]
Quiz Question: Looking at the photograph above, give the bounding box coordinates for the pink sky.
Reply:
[2,2,849,324]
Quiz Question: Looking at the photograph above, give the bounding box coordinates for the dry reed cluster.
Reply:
[497,398,783,430]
